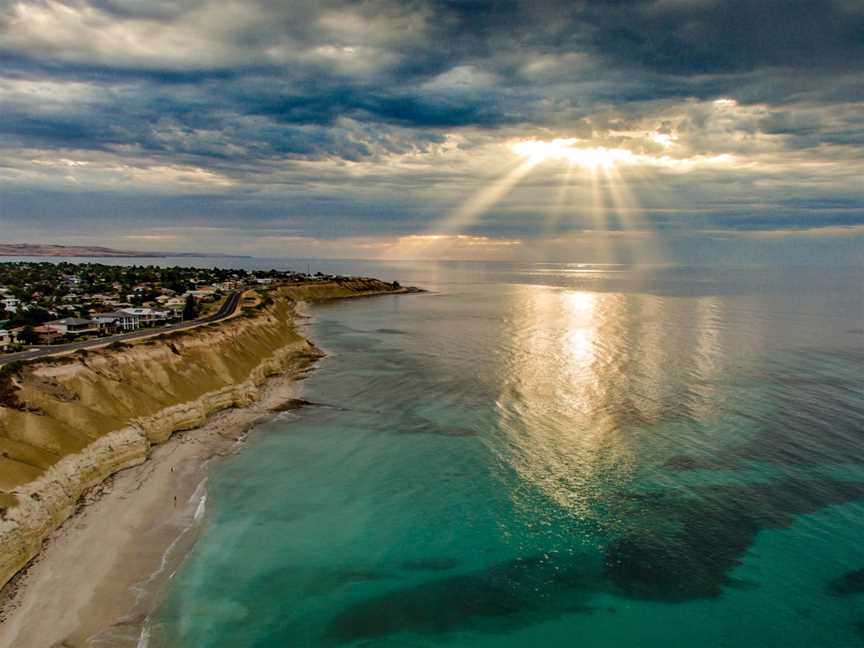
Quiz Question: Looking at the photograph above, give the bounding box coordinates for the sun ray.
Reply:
[544,163,576,235]
[587,162,613,262]
[514,136,666,264]
[435,156,541,235]
[600,163,664,263]
[422,136,678,263]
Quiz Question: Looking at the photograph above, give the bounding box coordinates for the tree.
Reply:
[8,307,52,328]
[17,326,38,345]
[182,295,200,321]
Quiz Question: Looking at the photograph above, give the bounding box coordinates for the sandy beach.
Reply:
[0,366,313,648]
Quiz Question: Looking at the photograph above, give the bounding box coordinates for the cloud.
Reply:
[0,0,862,261]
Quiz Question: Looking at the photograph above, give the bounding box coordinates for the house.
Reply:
[0,329,11,351]
[94,311,139,332]
[120,307,153,323]
[31,324,62,343]
[45,318,100,336]
[119,307,172,326]
[214,280,243,291]
[184,291,208,302]
[1,297,21,313]
[162,297,185,318]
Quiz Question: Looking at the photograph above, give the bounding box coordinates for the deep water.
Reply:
[148,262,864,647]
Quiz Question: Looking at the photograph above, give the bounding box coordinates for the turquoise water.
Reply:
[149,263,864,647]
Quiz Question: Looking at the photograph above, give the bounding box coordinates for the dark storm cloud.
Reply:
[3,0,862,156]
[2,0,859,131]
[575,0,864,76]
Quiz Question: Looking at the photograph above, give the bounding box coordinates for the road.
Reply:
[0,290,244,367]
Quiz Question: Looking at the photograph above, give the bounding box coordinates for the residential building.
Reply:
[185,289,216,301]
[45,318,100,336]
[162,298,185,318]
[1,297,21,313]
[214,280,243,291]
[94,311,139,332]
[31,324,62,343]
[0,329,11,351]
[120,307,172,325]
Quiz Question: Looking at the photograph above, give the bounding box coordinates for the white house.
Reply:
[120,307,172,325]
[0,329,11,351]
[186,287,216,300]
[94,311,140,332]
[214,280,243,291]
[162,298,184,318]
[120,307,156,324]
[1,297,20,314]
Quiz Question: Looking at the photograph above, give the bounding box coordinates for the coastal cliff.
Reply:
[0,279,409,591]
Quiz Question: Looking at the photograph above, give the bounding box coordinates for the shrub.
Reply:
[0,361,27,409]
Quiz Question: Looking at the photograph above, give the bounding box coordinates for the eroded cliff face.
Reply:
[0,280,407,590]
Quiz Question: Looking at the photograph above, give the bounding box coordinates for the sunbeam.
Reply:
[411,134,740,262]
[508,137,659,262]
[545,163,576,234]
[434,156,541,234]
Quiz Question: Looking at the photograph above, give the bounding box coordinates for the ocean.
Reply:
[141,261,863,647]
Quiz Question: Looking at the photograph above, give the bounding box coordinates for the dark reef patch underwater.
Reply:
[829,569,864,597]
[604,480,864,601]
[324,479,864,642]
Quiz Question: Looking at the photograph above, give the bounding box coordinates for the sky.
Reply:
[0,0,862,263]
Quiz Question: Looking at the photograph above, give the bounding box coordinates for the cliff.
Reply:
[0,279,408,591]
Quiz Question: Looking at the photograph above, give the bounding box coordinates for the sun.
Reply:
[429,135,648,240]
[510,138,635,169]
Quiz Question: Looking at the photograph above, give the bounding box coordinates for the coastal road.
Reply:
[0,290,245,367]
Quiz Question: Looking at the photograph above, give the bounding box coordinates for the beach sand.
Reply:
[0,367,311,648]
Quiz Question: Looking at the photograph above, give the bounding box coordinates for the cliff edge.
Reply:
[0,278,410,591]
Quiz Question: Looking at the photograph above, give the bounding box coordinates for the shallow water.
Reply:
[148,263,864,647]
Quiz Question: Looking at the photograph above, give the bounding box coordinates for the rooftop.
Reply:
[48,318,97,326]
[95,311,136,319]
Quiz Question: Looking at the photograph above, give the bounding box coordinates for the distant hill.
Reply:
[0,243,250,259]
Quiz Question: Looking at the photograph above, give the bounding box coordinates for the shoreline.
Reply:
[0,351,319,648]
[0,280,417,589]
[0,283,420,647]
